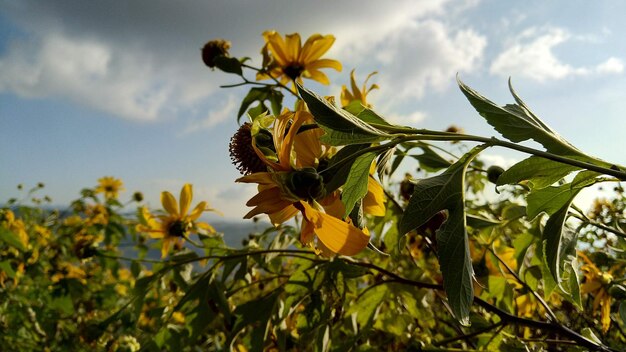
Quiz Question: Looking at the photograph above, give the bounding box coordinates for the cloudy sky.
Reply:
[2,0,626,219]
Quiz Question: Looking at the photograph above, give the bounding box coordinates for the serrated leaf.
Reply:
[497,156,580,189]
[399,146,484,235]
[458,78,583,156]
[297,84,389,146]
[342,152,377,218]
[399,145,486,325]
[526,172,598,220]
[411,146,453,172]
[437,206,474,326]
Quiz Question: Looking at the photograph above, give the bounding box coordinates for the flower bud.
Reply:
[202,39,231,68]
[487,165,504,184]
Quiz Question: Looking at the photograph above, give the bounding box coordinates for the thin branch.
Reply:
[433,321,504,347]
[487,247,558,322]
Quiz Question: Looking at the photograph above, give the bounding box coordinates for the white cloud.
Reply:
[490,27,624,81]
[181,95,237,134]
[356,19,486,103]
[596,57,624,74]
[0,31,220,122]
[386,111,428,125]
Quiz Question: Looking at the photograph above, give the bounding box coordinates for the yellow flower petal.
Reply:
[285,33,301,63]
[180,184,192,217]
[363,176,386,217]
[268,204,299,225]
[189,201,207,221]
[236,172,275,185]
[301,35,335,63]
[161,191,179,216]
[306,58,343,71]
[299,201,369,256]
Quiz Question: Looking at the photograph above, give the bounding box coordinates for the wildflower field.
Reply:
[2,30,626,351]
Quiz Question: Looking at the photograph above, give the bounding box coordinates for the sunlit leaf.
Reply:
[297,84,389,145]
[342,152,377,218]
[497,156,580,189]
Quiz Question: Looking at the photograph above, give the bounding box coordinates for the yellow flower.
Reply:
[256,30,342,87]
[238,110,384,256]
[137,184,216,258]
[51,262,87,285]
[0,209,28,249]
[340,69,378,107]
[96,176,125,200]
[579,251,618,332]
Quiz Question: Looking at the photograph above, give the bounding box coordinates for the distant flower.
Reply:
[137,184,216,258]
[340,70,378,107]
[96,176,125,200]
[0,209,28,249]
[256,31,342,87]
[201,39,231,68]
[579,251,619,332]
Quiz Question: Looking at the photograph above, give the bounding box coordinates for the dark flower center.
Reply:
[229,123,268,175]
[284,64,304,80]
[168,220,187,238]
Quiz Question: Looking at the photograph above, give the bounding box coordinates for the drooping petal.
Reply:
[244,199,295,219]
[189,201,207,221]
[236,172,275,185]
[299,201,369,256]
[304,69,330,85]
[268,204,299,225]
[180,184,192,217]
[196,221,216,234]
[246,187,282,206]
[601,293,612,332]
[161,191,179,216]
[161,237,173,258]
[363,176,386,216]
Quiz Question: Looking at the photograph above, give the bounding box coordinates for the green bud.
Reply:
[286,168,325,200]
[486,165,505,184]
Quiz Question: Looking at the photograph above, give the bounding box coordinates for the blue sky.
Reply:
[2,0,626,219]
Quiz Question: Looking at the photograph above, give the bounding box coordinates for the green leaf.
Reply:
[0,260,15,278]
[526,172,598,219]
[297,84,389,146]
[214,56,242,75]
[237,87,284,121]
[458,77,583,156]
[342,152,377,218]
[543,203,577,284]
[346,284,388,330]
[620,301,626,325]
[0,226,25,251]
[497,156,580,189]
[566,259,582,309]
[399,145,486,325]
[411,146,453,172]
[323,144,371,194]
[343,100,393,127]
[436,206,474,326]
